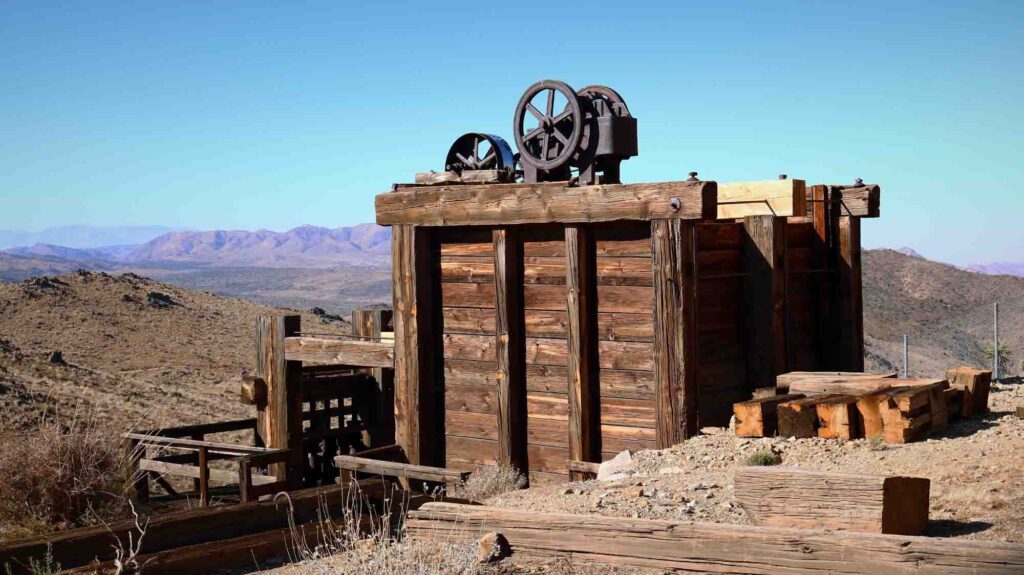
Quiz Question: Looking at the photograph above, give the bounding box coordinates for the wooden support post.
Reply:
[190,433,203,494]
[493,227,527,474]
[565,225,599,478]
[836,216,864,371]
[809,185,838,368]
[743,215,788,392]
[255,314,303,486]
[392,225,440,466]
[197,446,209,507]
[651,219,698,446]
[129,438,149,502]
[352,308,395,448]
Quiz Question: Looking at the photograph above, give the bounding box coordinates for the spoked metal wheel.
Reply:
[513,80,584,171]
[445,133,515,172]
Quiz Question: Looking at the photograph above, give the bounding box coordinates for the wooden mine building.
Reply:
[373,177,879,482]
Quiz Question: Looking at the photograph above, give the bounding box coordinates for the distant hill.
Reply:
[0,225,177,250]
[0,252,117,282]
[966,261,1024,278]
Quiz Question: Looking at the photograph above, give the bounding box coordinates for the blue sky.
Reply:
[1,1,1021,265]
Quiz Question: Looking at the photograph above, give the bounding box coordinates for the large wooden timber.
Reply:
[733,393,804,437]
[836,216,865,370]
[717,179,806,219]
[734,467,930,535]
[565,225,600,476]
[742,215,787,390]
[352,308,396,447]
[651,219,698,445]
[406,503,1024,574]
[946,366,992,415]
[376,180,717,226]
[493,227,528,472]
[832,183,881,218]
[284,336,395,368]
[392,224,441,466]
[255,315,302,484]
[778,371,897,394]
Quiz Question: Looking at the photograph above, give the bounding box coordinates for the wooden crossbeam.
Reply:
[375,180,717,226]
[407,503,1024,574]
[335,455,469,488]
[717,179,806,219]
[284,336,395,367]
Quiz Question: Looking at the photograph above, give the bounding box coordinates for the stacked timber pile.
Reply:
[733,367,992,443]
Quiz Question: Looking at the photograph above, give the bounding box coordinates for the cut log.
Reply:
[946,367,992,415]
[406,502,1024,574]
[734,467,930,535]
[732,394,804,437]
[777,394,849,438]
[777,371,896,394]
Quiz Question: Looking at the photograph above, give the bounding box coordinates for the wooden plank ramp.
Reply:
[734,467,929,535]
[406,502,1024,574]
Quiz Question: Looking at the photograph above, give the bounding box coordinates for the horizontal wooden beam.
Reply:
[777,371,897,393]
[734,467,930,535]
[335,455,469,484]
[407,503,1024,574]
[139,459,278,486]
[284,336,395,368]
[376,180,717,226]
[831,184,881,218]
[125,433,270,455]
[717,179,806,219]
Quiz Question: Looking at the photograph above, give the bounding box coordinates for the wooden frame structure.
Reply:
[374,177,880,482]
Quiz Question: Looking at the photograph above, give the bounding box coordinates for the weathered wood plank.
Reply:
[255,315,302,484]
[407,503,1024,574]
[832,184,881,218]
[284,336,395,368]
[734,467,930,535]
[442,255,652,286]
[651,219,697,447]
[493,227,527,473]
[392,225,441,466]
[352,308,395,448]
[444,360,654,399]
[376,180,717,226]
[777,371,897,394]
[414,169,511,185]
[836,216,865,371]
[743,215,788,391]
[565,225,600,478]
[717,179,806,219]
[336,455,468,483]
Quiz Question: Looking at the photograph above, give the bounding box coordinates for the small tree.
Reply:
[984,343,1014,376]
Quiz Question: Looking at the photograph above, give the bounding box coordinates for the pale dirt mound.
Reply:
[0,270,348,433]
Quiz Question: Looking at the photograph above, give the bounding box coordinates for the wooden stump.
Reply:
[734,467,930,535]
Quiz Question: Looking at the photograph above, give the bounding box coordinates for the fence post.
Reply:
[903,335,909,378]
[994,302,1000,381]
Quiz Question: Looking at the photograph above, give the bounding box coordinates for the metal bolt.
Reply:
[687,172,699,181]
[779,174,788,180]
[669,197,681,211]
[854,177,864,186]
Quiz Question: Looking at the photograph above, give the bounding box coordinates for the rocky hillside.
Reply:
[863,249,1024,377]
[0,271,347,432]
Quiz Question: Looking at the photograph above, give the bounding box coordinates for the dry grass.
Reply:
[0,413,137,537]
[285,485,478,575]
[451,467,527,502]
[743,450,782,467]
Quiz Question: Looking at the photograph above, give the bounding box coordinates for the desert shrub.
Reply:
[291,485,478,575]
[451,466,527,502]
[743,450,782,466]
[0,415,135,535]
